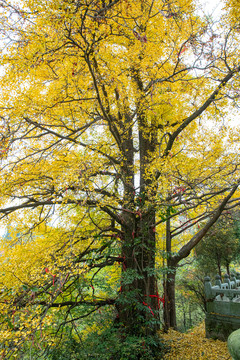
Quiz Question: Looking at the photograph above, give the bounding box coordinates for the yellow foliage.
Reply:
[0,0,239,355]
[161,323,231,360]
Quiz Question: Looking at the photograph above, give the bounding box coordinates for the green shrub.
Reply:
[46,326,165,360]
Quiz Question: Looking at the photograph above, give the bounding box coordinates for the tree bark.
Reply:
[226,262,230,276]
[164,263,177,330]
[217,260,222,278]
[118,209,160,336]
[163,211,177,330]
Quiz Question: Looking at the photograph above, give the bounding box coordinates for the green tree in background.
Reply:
[196,213,240,277]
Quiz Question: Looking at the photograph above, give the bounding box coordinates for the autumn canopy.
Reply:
[0,0,239,358]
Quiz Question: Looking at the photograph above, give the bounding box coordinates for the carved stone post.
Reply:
[215,274,221,288]
[231,273,237,289]
[224,273,231,289]
[204,276,212,300]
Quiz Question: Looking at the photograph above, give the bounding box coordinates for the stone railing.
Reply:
[204,273,240,340]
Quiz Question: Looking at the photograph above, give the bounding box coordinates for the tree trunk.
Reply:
[163,212,177,330]
[226,262,230,276]
[117,210,160,336]
[189,303,192,328]
[217,261,222,278]
[116,93,160,336]
[164,266,177,330]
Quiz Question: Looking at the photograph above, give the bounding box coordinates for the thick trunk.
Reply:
[117,210,160,336]
[115,95,160,335]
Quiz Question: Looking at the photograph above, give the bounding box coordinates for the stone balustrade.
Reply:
[204,273,240,340]
[205,273,240,301]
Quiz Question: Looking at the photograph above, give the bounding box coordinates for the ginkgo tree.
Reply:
[0,0,239,357]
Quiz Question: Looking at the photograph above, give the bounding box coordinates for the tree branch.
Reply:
[163,65,240,158]
[36,298,115,308]
[172,180,240,265]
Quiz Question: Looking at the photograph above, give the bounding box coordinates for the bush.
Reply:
[47,326,165,360]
